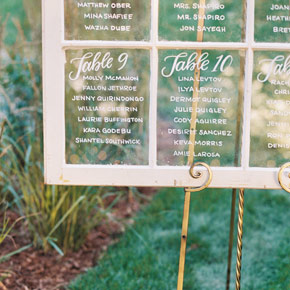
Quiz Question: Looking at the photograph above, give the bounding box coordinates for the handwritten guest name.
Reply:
[77,2,131,9]
[270,4,290,10]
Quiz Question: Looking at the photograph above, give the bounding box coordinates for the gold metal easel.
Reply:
[225,151,290,290]
[226,0,247,287]
[234,188,245,290]
[177,2,212,289]
[177,163,213,290]
[176,1,247,289]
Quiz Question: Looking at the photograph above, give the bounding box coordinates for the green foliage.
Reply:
[0,200,16,246]
[69,188,290,289]
[0,0,42,200]
[0,196,31,264]
[2,134,108,255]
[0,1,120,256]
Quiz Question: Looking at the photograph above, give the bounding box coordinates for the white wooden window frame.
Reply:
[42,0,290,189]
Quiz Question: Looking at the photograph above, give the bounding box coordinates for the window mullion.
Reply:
[241,0,255,169]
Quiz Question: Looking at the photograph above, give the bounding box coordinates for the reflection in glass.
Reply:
[255,0,290,43]
[159,0,244,42]
[250,51,290,167]
[157,50,243,166]
[65,49,150,165]
[64,0,151,41]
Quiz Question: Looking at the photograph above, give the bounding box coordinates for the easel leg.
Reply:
[177,189,191,290]
[235,189,245,290]
[226,188,237,290]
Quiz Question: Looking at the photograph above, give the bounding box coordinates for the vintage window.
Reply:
[43,0,290,188]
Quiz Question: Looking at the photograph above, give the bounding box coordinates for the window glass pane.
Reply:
[250,51,290,167]
[159,0,244,42]
[255,0,290,43]
[65,49,150,165]
[157,49,243,166]
[64,0,151,41]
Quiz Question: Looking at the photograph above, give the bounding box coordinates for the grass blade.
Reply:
[0,244,32,263]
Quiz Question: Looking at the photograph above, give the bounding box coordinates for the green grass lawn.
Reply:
[69,188,290,290]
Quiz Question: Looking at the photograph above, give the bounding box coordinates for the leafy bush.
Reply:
[0,1,42,200]
[13,155,106,254]
[2,117,113,255]
[0,200,15,246]
[0,1,127,255]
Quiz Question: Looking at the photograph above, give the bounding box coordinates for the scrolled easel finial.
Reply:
[186,162,213,192]
[278,162,290,193]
